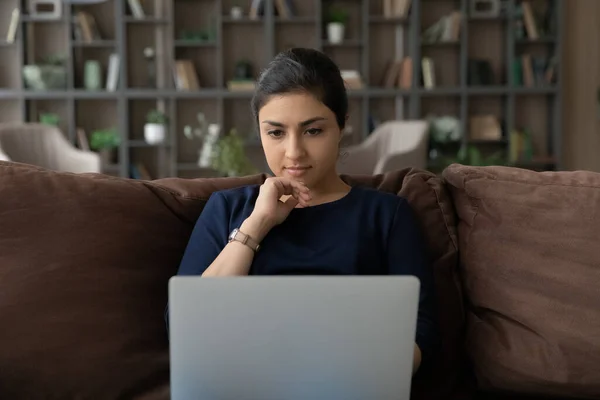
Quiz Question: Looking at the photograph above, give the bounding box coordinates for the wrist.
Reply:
[240,214,273,242]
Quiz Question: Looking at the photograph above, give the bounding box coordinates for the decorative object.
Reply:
[39,112,60,126]
[227,59,256,91]
[509,128,533,163]
[143,47,156,88]
[326,6,348,44]
[90,127,120,164]
[455,144,505,166]
[183,112,207,140]
[469,0,501,18]
[421,11,461,44]
[29,0,62,19]
[427,115,462,143]
[198,123,221,168]
[427,115,463,168]
[234,59,253,80]
[179,17,217,43]
[23,54,68,90]
[64,0,109,3]
[469,115,502,141]
[144,110,168,144]
[211,128,256,177]
[230,2,243,19]
[84,60,102,90]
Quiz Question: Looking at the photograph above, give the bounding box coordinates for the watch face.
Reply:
[228,228,239,241]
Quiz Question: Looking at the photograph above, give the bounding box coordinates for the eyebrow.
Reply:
[261,117,327,128]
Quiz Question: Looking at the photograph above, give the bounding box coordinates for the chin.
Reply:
[281,168,314,184]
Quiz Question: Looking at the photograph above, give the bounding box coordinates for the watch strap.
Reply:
[228,228,261,252]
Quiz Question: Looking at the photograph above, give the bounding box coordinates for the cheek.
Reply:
[261,141,284,168]
[310,135,340,162]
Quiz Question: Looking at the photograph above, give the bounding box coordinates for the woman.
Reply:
[174,48,437,374]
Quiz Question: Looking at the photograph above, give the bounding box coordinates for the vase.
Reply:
[144,123,166,144]
[230,6,243,19]
[84,60,102,90]
[327,22,345,44]
[198,123,220,168]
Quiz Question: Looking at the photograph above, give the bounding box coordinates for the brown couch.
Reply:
[1,160,598,400]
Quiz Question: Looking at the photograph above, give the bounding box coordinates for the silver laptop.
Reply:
[168,276,420,400]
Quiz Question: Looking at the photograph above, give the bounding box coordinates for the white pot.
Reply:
[327,22,345,44]
[230,6,243,19]
[144,123,166,144]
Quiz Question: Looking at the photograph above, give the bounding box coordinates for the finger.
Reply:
[280,177,311,194]
[272,179,295,197]
[281,195,300,211]
[294,188,312,203]
[272,178,309,198]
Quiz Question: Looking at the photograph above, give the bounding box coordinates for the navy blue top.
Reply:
[174,184,438,368]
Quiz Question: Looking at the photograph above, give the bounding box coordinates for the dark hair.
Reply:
[251,48,348,129]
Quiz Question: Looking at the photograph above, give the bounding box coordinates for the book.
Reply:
[106,53,120,91]
[6,8,20,44]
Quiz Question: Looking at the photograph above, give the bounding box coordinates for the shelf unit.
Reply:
[0,0,563,178]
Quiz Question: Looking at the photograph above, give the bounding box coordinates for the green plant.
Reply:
[39,54,66,66]
[327,6,349,24]
[146,109,168,125]
[39,112,59,126]
[211,128,257,176]
[454,145,505,166]
[90,128,120,150]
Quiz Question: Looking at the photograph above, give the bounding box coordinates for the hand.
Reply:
[251,177,312,229]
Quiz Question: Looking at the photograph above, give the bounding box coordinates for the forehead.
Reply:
[258,92,331,119]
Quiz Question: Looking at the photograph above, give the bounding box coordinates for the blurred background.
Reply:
[0,0,595,179]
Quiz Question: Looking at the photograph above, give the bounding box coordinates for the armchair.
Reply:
[0,123,101,173]
[337,120,429,175]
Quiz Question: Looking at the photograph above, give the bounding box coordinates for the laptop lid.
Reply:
[168,276,420,400]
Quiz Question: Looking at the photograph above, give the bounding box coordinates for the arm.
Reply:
[201,215,271,277]
[166,192,269,331]
[176,191,271,278]
[387,198,438,375]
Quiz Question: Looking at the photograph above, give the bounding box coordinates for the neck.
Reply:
[307,173,350,204]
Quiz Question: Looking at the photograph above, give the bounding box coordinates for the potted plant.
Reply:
[144,109,168,145]
[211,128,256,177]
[23,54,68,90]
[90,128,120,164]
[326,6,348,44]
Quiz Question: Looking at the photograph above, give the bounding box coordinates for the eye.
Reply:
[267,129,284,138]
[305,128,322,136]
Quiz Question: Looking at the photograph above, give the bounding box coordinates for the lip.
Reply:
[284,166,311,177]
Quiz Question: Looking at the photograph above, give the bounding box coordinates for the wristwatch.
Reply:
[228,228,261,252]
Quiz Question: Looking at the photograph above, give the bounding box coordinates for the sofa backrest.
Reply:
[0,161,465,399]
[444,164,600,399]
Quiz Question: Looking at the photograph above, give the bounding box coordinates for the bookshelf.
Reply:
[0,0,563,178]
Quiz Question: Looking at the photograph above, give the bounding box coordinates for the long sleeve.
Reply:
[387,198,439,370]
[165,191,230,330]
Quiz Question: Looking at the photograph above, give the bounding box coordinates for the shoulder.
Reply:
[212,184,260,206]
[201,184,260,222]
[351,185,408,211]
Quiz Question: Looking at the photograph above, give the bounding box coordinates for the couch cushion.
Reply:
[0,161,264,399]
[0,161,465,399]
[443,164,600,399]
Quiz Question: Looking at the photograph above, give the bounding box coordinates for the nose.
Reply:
[284,133,307,160]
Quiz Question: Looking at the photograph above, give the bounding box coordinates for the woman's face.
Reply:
[258,92,342,188]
